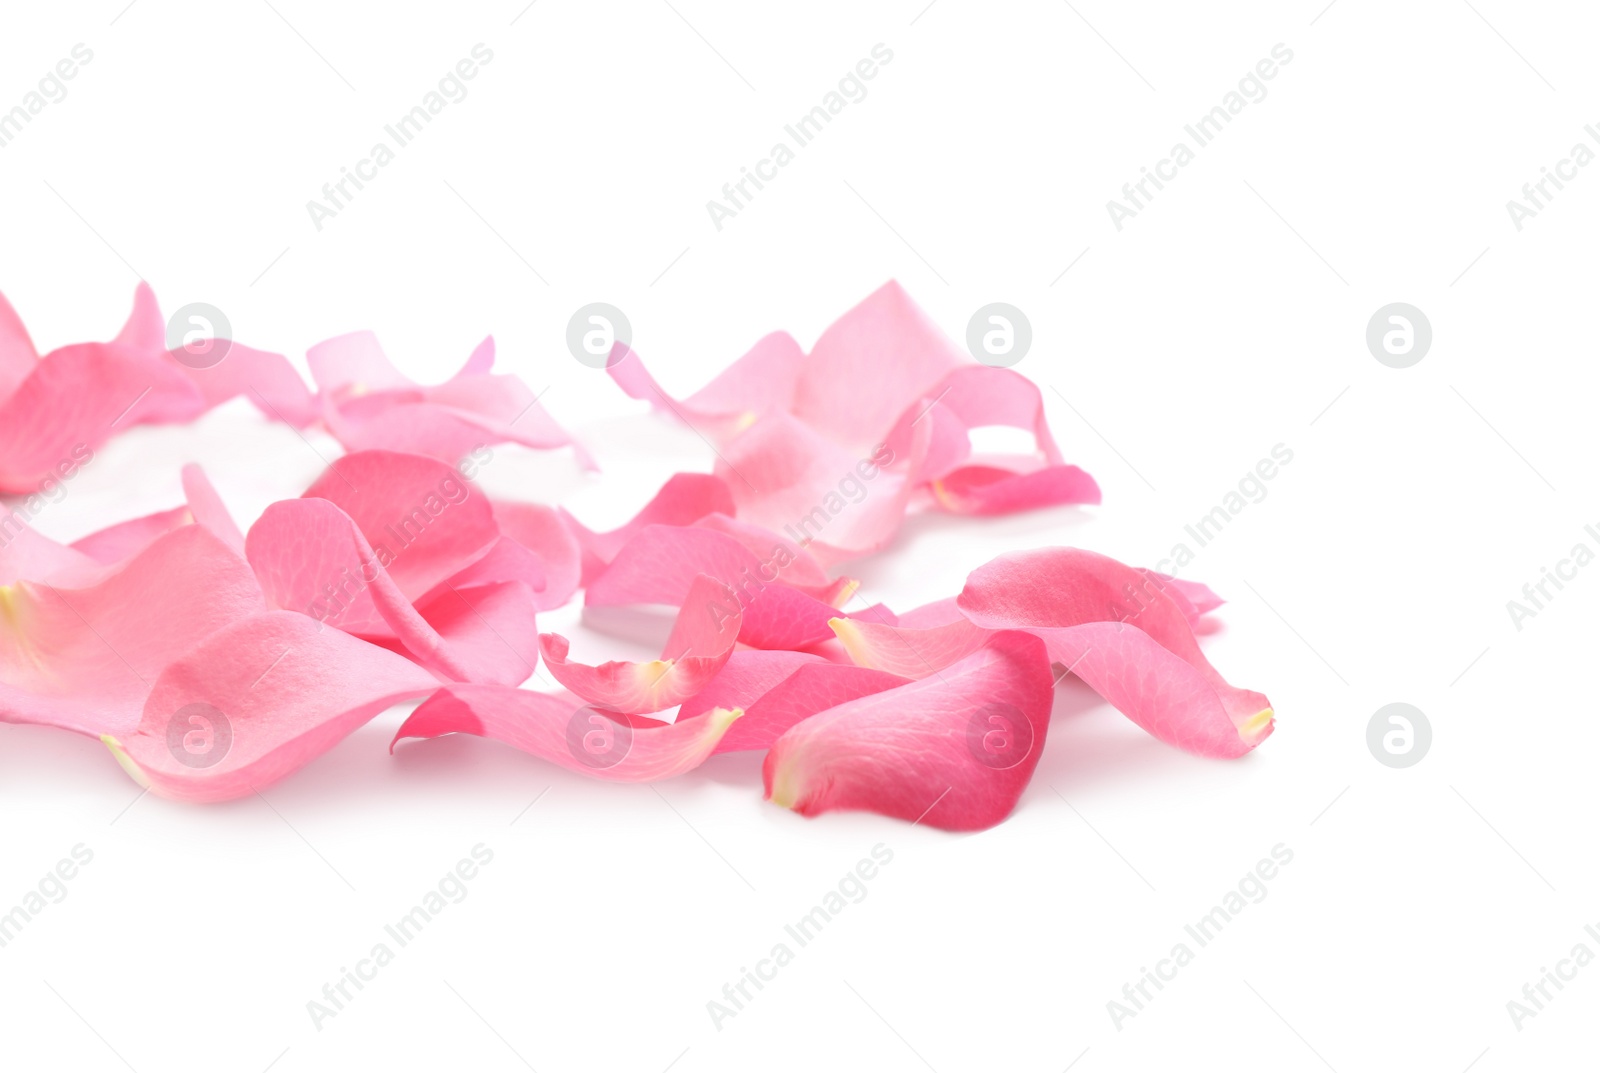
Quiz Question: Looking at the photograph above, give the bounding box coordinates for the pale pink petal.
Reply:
[0,508,105,587]
[311,332,592,468]
[563,473,734,585]
[763,631,1055,831]
[67,463,242,565]
[70,506,192,565]
[716,409,931,564]
[392,684,743,781]
[540,574,740,715]
[606,332,804,436]
[103,610,438,802]
[788,281,966,451]
[957,548,1273,757]
[493,501,582,611]
[305,330,412,394]
[180,463,247,553]
[172,343,318,428]
[0,527,264,738]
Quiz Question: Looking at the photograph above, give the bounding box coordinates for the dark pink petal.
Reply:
[763,631,1055,831]
[539,574,741,715]
[929,463,1101,516]
[301,450,499,601]
[103,610,438,802]
[0,526,264,738]
[246,497,538,686]
[392,684,743,781]
[606,332,804,437]
[710,661,908,754]
[957,548,1273,757]
[562,473,735,585]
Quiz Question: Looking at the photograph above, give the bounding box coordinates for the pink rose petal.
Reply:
[392,684,743,781]
[104,610,438,802]
[0,526,264,738]
[957,548,1273,757]
[763,631,1055,831]
[540,574,741,715]
[246,497,538,686]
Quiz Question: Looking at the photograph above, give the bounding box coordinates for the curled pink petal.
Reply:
[606,332,804,437]
[103,610,438,802]
[763,631,1055,831]
[957,548,1273,757]
[540,574,741,715]
[172,342,318,428]
[0,526,264,738]
[392,684,743,781]
[789,280,965,450]
[310,332,592,468]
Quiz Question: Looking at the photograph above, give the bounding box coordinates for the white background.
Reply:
[2,1,1596,1070]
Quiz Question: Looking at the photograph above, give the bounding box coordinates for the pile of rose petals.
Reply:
[0,282,1273,830]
